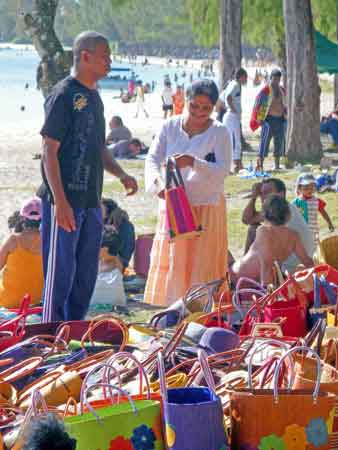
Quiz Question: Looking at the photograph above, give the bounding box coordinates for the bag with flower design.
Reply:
[226,346,336,450]
[65,382,165,450]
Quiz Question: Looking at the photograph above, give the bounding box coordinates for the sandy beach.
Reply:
[0,49,335,247]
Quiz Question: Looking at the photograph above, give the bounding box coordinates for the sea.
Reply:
[0,45,204,127]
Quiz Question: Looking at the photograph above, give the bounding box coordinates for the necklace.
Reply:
[182,118,212,138]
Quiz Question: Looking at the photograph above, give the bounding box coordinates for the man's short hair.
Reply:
[263,178,286,195]
[235,68,248,80]
[130,138,142,147]
[111,116,123,127]
[73,31,108,66]
[263,194,290,226]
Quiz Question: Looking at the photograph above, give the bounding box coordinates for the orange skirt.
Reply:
[144,196,228,307]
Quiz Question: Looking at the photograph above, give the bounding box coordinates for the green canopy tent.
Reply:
[315,30,338,74]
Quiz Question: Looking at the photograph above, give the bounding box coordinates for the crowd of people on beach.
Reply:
[0,30,337,316]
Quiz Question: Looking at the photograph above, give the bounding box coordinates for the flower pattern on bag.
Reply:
[282,424,307,450]
[165,424,176,448]
[306,417,329,447]
[108,436,134,450]
[131,425,156,450]
[258,434,286,450]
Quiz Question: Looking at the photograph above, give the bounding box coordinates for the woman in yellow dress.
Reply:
[144,79,232,306]
[0,197,43,307]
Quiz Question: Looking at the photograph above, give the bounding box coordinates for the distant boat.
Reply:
[98,67,138,89]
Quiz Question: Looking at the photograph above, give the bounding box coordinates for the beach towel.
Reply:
[250,84,286,132]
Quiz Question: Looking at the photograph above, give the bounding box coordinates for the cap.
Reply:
[270,68,282,78]
[20,197,42,221]
[296,173,316,186]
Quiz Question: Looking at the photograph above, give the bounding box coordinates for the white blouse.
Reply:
[145,116,232,206]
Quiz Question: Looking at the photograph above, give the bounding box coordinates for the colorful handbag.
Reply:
[158,350,227,450]
[227,346,336,450]
[66,383,165,450]
[165,156,202,241]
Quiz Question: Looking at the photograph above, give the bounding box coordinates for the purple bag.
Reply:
[158,350,227,450]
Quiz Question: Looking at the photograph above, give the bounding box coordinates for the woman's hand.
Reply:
[174,154,194,169]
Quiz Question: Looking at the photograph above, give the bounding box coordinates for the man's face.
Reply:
[83,41,111,80]
[239,74,248,86]
[270,75,281,88]
[129,144,141,156]
[261,181,284,201]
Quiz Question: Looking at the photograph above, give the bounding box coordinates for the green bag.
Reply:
[65,383,164,450]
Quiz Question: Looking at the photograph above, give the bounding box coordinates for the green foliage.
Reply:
[184,0,219,47]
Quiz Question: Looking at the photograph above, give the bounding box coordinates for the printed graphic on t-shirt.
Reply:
[68,108,94,192]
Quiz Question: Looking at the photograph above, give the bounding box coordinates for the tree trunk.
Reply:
[283,0,321,162]
[219,0,242,90]
[20,0,72,97]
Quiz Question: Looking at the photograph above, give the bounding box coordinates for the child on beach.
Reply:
[173,85,185,115]
[292,173,335,243]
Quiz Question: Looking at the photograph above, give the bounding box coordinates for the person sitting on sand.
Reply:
[242,177,315,273]
[106,116,132,145]
[100,197,136,272]
[320,103,338,150]
[108,138,142,159]
[0,197,43,308]
[231,195,313,286]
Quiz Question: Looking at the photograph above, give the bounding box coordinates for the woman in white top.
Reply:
[144,79,232,306]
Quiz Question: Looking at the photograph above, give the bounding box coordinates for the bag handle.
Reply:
[247,339,292,389]
[323,338,338,370]
[82,383,137,420]
[80,363,122,413]
[105,352,151,399]
[81,317,128,352]
[273,346,322,404]
[197,349,216,393]
[303,317,326,354]
[0,356,43,384]
[165,156,185,190]
[158,352,168,402]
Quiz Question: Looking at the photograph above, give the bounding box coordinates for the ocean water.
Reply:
[0,47,202,127]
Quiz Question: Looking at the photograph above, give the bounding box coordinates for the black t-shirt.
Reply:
[38,76,106,208]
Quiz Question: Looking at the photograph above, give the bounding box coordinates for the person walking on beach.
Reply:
[161,81,174,119]
[38,31,138,322]
[221,68,248,173]
[250,68,286,172]
[134,80,149,118]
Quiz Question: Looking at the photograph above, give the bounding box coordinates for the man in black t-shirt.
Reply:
[39,31,138,322]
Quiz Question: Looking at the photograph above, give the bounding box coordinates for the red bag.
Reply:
[293,264,338,305]
[263,277,308,338]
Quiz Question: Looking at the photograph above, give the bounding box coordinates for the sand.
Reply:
[0,58,334,246]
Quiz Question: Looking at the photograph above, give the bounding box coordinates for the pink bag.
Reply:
[133,234,154,278]
[165,156,202,241]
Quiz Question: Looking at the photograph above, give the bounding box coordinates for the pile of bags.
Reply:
[0,264,337,449]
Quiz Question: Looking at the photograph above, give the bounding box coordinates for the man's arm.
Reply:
[226,95,237,113]
[242,183,263,225]
[102,147,138,196]
[319,209,335,232]
[42,136,76,232]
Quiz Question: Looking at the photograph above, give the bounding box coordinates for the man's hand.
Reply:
[55,198,76,232]
[251,182,262,199]
[174,154,194,169]
[120,174,138,196]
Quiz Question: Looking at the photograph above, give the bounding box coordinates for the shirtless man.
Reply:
[250,69,286,171]
[242,177,315,273]
[232,195,313,285]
